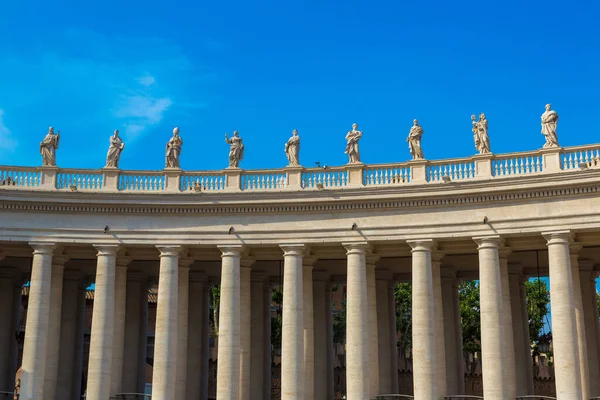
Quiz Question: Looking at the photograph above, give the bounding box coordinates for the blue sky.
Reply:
[0,0,599,171]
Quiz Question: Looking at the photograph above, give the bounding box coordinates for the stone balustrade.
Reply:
[1,144,599,193]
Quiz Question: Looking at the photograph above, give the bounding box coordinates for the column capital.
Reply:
[542,230,572,245]
[342,242,370,255]
[52,254,70,267]
[431,250,445,263]
[94,244,120,257]
[179,256,195,268]
[29,242,56,255]
[280,244,305,256]
[569,242,583,255]
[303,256,318,268]
[116,256,132,268]
[473,235,502,249]
[366,253,380,267]
[406,239,435,252]
[156,245,182,257]
[218,245,244,257]
[241,256,255,268]
[499,246,512,260]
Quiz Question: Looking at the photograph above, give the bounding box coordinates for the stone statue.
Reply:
[407,119,424,160]
[345,123,363,164]
[225,131,244,168]
[472,113,490,154]
[285,129,300,166]
[105,130,125,168]
[40,127,60,166]
[165,127,183,169]
[541,104,559,148]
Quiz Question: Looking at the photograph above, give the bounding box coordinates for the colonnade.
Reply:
[1,231,599,400]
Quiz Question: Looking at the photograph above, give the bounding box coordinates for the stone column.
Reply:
[499,249,517,399]
[441,269,459,395]
[508,266,530,396]
[0,268,14,392]
[72,277,88,400]
[216,245,242,400]
[407,239,437,400]
[325,282,335,400]
[366,255,380,398]
[56,270,83,400]
[110,256,130,397]
[280,244,305,399]
[186,271,205,400]
[313,271,328,400]
[581,262,600,397]
[137,278,149,394]
[431,251,447,397]
[201,283,211,400]
[86,245,119,400]
[303,257,316,400]
[518,276,534,394]
[121,272,146,393]
[239,257,254,400]
[474,236,506,400]
[452,278,465,394]
[250,271,265,400]
[343,243,370,400]
[175,256,192,400]
[263,281,272,400]
[570,244,590,400]
[20,243,55,400]
[543,231,582,399]
[388,281,399,394]
[376,270,392,394]
[152,246,181,400]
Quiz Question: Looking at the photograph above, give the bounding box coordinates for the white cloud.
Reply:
[0,110,16,151]
[137,74,156,87]
[113,86,173,141]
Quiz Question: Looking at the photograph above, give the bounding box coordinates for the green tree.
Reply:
[209,285,220,337]
[333,300,347,344]
[459,280,481,354]
[525,278,551,355]
[395,283,412,356]
[271,286,283,349]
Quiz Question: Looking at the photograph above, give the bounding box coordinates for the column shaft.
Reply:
[8,278,22,394]
[250,273,265,400]
[325,283,334,400]
[544,232,582,399]
[122,274,143,393]
[582,268,600,396]
[313,277,328,400]
[509,271,529,396]
[441,273,459,395]
[0,272,15,391]
[570,248,589,400]
[110,261,128,396]
[137,279,149,394]
[187,273,205,400]
[499,252,517,399]
[239,261,252,400]
[388,282,399,393]
[452,279,465,394]
[72,279,87,400]
[263,283,272,400]
[152,246,181,400]
[280,245,304,399]
[20,243,54,400]
[216,246,242,400]
[366,258,379,398]
[201,284,211,400]
[43,260,65,400]
[376,273,392,394]
[519,277,534,394]
[175,263,190,400]
[303,261,315,400]
[475,237,506,400]
[431,255,446,396]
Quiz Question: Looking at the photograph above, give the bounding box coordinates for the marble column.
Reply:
[263,281,272,400]
[72,278,88,400]
[152,246,181,400]
[303,257,316,400]
[137,278,149,394]
[20,243,55,400]
[452,279,465,394]
[186,271,205,400]
[581,262,600,397]
[499,249,517,399]
[543,231,582,399]
[122,272,146,394]
[280,244,305,399]
[0,268,15,392]
[570,244,589,400]
[250,271,266,400]
[375,270,392,394]
[408,240,437,400]
[431,252,447,397]
[216,245,242,400]
[474,236,506,400]
[239,257,254,400]
[86,245,119,400]
[325,282,334,400]
[201,282,211,400]
[366,255,380,398]
[175,257,191,400]
[56,270,83,400]
[388,281,399,394]
[441,269,459,395]
[313,270,328,400]
[110,256,130,397]
[508,266,531,396]
[518,276,534,394]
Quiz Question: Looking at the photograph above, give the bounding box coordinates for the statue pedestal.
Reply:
[38,166,59,189]
[284,166,304,189]
[472,153,494,179]
[224,167,242,191]
[539,147,563,173]
[407,159,428,183]
[345,163,365,187]
[101,168,120,191]
[164,168,182,192]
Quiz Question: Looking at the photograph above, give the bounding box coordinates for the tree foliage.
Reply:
[459,280,481,354]
[209,285,220,337]
[525,278,551,354]
[271,286,283,349]
[395,283,412,356]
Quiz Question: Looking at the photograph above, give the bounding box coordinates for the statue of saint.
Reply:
[40,127,60,166]
[407,119,424,160]
[285,129,300,166]
[541,104,559,148]
[472,113,490,154]
[165,127,183,168]
[345,123,363,164]
[105,130,125,168]
[225,131,244,168]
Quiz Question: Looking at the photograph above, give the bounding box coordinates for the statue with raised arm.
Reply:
[285,129,300,166]
[165,127,183,168]
[541,103,559,148]
[407,119,424,160]
[105,130,125,168]
[40,126,60,166]
[345,123,363,164]
[225,131,244,168]
[472,113,490,154]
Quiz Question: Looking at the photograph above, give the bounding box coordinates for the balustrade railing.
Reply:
[1,144,600,194]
